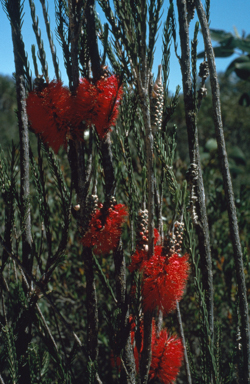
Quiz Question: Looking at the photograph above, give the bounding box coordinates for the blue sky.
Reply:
[0,1,249,93]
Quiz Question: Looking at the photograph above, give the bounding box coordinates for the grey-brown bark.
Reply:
[12,56,32,276]
[176,0,214,344]
[114,239,136,384]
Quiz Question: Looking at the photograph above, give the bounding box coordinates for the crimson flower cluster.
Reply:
[26,75,123,153]
[129,230,189,315]
[131,317,183,384]
[81,204,128,255]
[111,317,183,383]
[150,321,184,384]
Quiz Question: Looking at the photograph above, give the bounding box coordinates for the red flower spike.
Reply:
[26,81,73,153]
[73,78,98,127]
[92,75,123,138]
[27,76,123,152]
[81,204,128,255]
[76,75,123,138]
[150,326,183,384]
[142,252,189,314]
[129,316,183,383]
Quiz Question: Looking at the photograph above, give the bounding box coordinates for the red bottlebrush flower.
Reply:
[76,75,123,138]
[81,204,128,255]
[27,75,123,152]
[129,316,183,383]
[142,252,189,314]
[73,78,98,128]
[150,326,183,384]
[26,81,73,153]
[92,75,123,138]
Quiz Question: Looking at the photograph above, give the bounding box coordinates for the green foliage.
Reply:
[2,324,19,384]
[0,76,19,148]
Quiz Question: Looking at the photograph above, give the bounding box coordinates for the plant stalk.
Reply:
[176,0,214,344]
[138,85,154,384]
[11,3,33,276]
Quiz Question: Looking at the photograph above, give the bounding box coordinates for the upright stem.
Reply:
[176,302,192,384]
[195,1,250,381]
[176,0,214,343]
[86,0,102,80]
[101,133,115,199]
[10,5,32,382]
[114,239,136,384]
[138,86,154,384]
[68,0,80,89]
[11,8,32,276]
[39,0,60,79]
[102,120,135,383]
[68,0,100,371]
[85,247,99,361]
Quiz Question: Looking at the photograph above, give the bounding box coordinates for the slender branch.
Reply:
[10,2,33,276]
[101,119,135,382]
[86,0,102,80]
[28,0,48,78]
[68,0,100,372]
[37,140,52,264]
[36,302,58,352]
[101,132,116,199]
[176,0,214,344]
[114,239,136,384]
[140,311,152,384]
[176,302,192,384]
[68,0,80,89]
[137,84,154,384]
[39,0,60,79]
[84,247,99,361]
[195,1,250,382]
[140,0,147,87]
